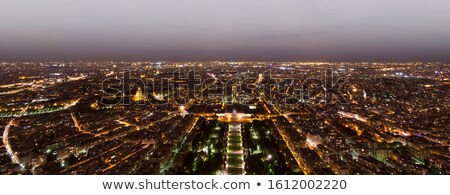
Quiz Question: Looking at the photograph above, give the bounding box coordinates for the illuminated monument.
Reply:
[217,108,252,123]
[133,87,146,102]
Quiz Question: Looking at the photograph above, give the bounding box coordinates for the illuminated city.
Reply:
[0,61,448,175]
[1,1,450,195]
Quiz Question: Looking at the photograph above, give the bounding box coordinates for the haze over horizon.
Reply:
[1,0,450,62]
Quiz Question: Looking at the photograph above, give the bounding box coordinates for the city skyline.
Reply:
[1,4,449,195]
[0,61,448,175]
[0,1,449,176]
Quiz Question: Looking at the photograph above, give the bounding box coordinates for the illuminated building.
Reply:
[133,87,146,102]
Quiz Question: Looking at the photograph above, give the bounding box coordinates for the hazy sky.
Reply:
[1,0,450,61]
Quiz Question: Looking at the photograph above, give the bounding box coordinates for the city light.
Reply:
[0,61,447,176]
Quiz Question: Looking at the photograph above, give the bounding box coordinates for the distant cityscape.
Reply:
[0,61,448,175]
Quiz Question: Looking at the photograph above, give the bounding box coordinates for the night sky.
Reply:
[1,0,450,61]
